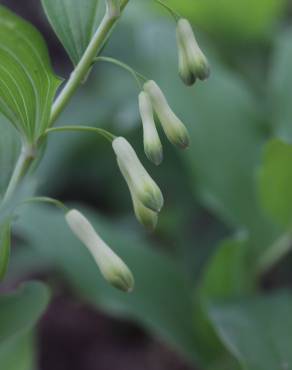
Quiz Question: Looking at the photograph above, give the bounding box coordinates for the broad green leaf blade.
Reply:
[193,237,254,367]
[0,332,35,370]
[200,236,254,302]
[257,139,292,227]
[41,0,101,65]
[0,5,61,142]
[268,28,292,139]
[256,139,292,272]
[0,282,50,345]
[0,117,20,197]
[0,221,11,281]
[16,205,198,364]
[209,292,292,370]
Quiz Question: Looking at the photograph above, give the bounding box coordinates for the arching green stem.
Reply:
[20,196,68,212]
[2,143,36,204]
[45,125,116,143]
[3,0,130,206]
[153,0,180,21]
[94,56,148,88]
[49,0,130,125]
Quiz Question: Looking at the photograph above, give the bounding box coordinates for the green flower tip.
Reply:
[132,195,158,232]
[102,257,135,292]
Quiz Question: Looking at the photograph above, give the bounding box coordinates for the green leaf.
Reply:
[256,139,292,272]
[41,0,101,65]
[0,332,35,370]
[193,236,254,367]
[200,236,254,302]
[0,117,20,197]
[209,292,292,370]
[257,139,292,227]
[16,205,198,364]
[0,5,61,142]
[0,282,50,345]
[268,28,292,139]
[0,221,11,281]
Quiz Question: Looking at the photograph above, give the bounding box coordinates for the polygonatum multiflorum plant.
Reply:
[0,0,209,292]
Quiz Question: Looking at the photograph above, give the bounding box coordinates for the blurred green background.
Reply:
[2,0,292,369]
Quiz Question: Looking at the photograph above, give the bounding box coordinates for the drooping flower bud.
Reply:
[138,91,163,166]
[143,80,190,149]
[113,137,164,212]
[177,40,196,86]
[66,209,134,292]
[176,19,210,82]
[117,157,158,231]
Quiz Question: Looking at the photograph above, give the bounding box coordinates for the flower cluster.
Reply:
[64,18,209,293]
[111,19,209,232]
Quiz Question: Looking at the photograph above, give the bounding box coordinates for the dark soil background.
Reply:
[39,293,195,370]
[0,1,197,369]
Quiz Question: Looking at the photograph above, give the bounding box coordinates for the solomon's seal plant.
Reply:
[0,0,210,292]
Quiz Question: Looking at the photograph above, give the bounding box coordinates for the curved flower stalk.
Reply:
[143,80,190,149]
[66,209,134,292]
[112,137,164,213]
[176,19,210,85]
[139,91,163,166]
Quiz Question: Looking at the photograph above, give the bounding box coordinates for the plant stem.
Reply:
[2,1,129,205]
[257,231,292,275]
[45,125,115,142]
[2,144,36,203]
[49,0,129,125]
[154,0,180,21]
[94,56,147,88]
[21,196,69,212]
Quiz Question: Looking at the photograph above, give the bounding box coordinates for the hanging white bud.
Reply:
[139,91,163,166]
[177,19,210,81]
[177,39,196,86]
[143,80,190,149]
[113,137,164,212]
[118,157,158,231]
[66,209,134,292]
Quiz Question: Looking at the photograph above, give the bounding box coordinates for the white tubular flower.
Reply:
[118,156,158,231]
[66,209,134,292]
[176,19,210,82]
[112,137,164,212]
[139,91,163,166]
[177,28,196,86]
[177,45,196,86]
[143,80,190,149]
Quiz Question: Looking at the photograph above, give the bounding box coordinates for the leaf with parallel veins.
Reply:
[0,5,61,143]
[41,0,101,65]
